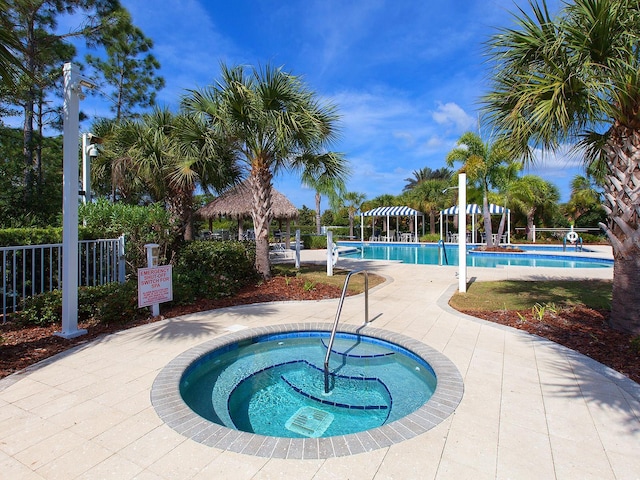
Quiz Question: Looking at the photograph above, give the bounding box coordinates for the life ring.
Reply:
[566,231,579,243]
[331,243,339,266]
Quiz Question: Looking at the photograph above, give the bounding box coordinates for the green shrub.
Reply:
[302,234,327,249]
[420,233,441,242]
[17,289,63,326]
[92,281,143,324]
[173,240,257,300]
[0,227,63,247]
[79,199,176,274]
[16,281,145,326]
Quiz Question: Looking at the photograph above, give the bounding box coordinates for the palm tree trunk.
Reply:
[315,191,322,235]
[599,124,640,334]
[483,194,494,247]
[496,211,507,245]
[249,162,274,279]
[526,208,536,242]
[429,211,436,234]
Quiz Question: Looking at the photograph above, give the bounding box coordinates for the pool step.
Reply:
[321,337,396,359]
[280,361,392,414]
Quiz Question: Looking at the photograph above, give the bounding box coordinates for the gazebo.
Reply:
[439,203,511,244]
[197,180,299,246]
[360,206,425,242]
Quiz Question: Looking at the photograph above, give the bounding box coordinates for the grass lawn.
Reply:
[449,279,612,311]
[272,264,385,293]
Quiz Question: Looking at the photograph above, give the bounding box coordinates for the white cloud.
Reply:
[432,102,475,132]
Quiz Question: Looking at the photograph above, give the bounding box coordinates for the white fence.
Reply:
[1,236,125,319]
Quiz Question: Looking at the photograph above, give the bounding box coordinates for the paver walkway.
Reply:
[1,250,638,479]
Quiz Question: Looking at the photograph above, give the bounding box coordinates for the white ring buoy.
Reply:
[566,231,579,243]
[331,243,339,266]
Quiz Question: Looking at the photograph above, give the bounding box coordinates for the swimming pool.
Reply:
[151,323,464,458]
[338,243,613,268]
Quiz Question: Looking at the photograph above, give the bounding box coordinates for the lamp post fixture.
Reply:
[57,62,95,339]
[81,133,101,204]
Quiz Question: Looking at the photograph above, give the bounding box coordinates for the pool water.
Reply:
[180,332,437,438]
[339,243,612,268]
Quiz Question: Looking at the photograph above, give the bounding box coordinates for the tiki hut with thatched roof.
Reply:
[196,180,299,245]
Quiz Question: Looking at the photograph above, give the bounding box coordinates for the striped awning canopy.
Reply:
[362,206,424,217]
[441,203,509,215]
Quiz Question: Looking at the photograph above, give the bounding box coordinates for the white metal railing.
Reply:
[324,269,369,393]
[1,236,125,320]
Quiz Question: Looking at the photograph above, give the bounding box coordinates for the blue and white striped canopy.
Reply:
[441,203,509,215]
[362,206,424,217]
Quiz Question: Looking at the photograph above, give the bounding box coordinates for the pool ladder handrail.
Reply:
[324,269,369,394]
[438,239,449,265]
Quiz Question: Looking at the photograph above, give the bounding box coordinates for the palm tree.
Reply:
[182,64,342,279]
[0,0,25,89]
[402,167,452,191]
[446,132,510,247]
[490,160,523,243]
[299,152,348,235]
[339,191,366,238]
[93,108,239,240]
[565,175,603,226]
[483,0,640,333]
[405,179,451,234]
[510,175,560,241]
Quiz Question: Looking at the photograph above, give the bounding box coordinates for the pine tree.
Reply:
[86,9,165,121]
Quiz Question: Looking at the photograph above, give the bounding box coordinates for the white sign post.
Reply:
[326,230,334,276]
[138,265,173,313]
[295,229,301,269]
[138,243,172,316]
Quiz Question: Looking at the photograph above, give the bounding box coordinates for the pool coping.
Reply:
[150,322,464,459]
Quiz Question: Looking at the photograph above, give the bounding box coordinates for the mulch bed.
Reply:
[0,277,343,379]
[2,277,638,387]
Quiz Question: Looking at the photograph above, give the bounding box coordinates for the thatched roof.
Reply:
[197,180,299,220]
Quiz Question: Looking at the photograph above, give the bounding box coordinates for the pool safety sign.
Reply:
[138,265,173,308]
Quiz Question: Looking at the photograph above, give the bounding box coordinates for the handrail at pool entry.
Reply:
[324,269,369,393]
[437,239,449,265]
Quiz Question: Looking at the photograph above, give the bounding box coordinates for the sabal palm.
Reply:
[510,175,560,241]
[182,64,342,278]
[565,175,602,224]
[299,152,349,235]
[93,108,239,240]
[483,0,640,333]
[403,167,452,191]
[406,179,450,234]
[446,132,510,247]
[340,191,366,238]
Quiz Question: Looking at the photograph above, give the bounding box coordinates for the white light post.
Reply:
[458,173,467,293]
[57,63,94,339]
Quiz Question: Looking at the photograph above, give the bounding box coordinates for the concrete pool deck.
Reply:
[1,246,639,479]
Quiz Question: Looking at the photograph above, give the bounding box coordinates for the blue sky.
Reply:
[77,0,581,208]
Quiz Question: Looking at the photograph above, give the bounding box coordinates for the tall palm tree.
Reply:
[339,191,366,238]
[446,132,510,247]
[405,179,451,234]
[182,64,342,279]
[402,167,452,191]
[565,175,603,225]
[510,175,560,241]
[298,152,348,235]
[483,0,640,333]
